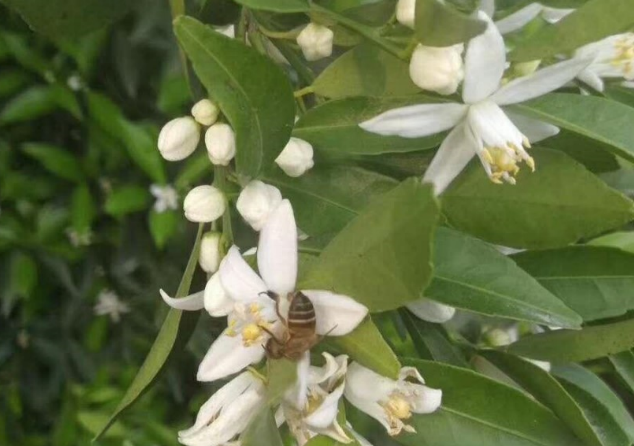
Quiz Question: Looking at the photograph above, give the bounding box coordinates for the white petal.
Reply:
[347,423,374,446]
[295,352,311,409]
[219,246,267,303]
[623,81,634,89]
[406,298,456,323]
[258,200,298,296]
[422,122,476,195]
[302,290,368,336]
[409,385,443,414]
[541,7,574,23]
[345,362,397,405]
[359,103,468,138]
[463,12,507,104]
[578,70,605,92]
[197,331,266,382]
[160,289,204,311]
[204,274,234,317]
[495,3,543,34]
[491,57,591,105]
[479,0,495,17]
[305,383,346,430]
[506,111,559,143]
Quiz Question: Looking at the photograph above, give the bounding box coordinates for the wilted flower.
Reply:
[236,180,283,231]
[409,44,464,95]
[94,290,130,323]
[406,298,456,323]
[575,33,634,92]
[296,23,334,61]
[191,99,220,126]
[396,0,416,28]
[199,232,222,274]
[275,137,314,177]
[150,184,179,213]
[158,116,200,161]
[205,122,236,166]
[183,185,226,223]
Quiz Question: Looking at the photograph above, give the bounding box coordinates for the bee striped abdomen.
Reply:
[287,292,316,331]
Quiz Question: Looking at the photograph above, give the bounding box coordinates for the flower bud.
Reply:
[296,23,334,62]
[236,181,282,231]
[409,44,464,95]
[275,137,314,177]
[157,117,200,161]
[396,0,416,28]
[205,123,236,166]
[199,232,222,273]
[191,99,220,126]
[183,185,226,223]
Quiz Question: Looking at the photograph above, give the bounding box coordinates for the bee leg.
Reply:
[259,325,285,345]
[274,294,288,327]
[313,325,339,347]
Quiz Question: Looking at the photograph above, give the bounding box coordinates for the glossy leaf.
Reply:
[414,0,486,46]
[71,185,96,233]
[149,210,179,250]
[242,407,284,446]
[609,351,634,395]
[22,143,84,183]
[266,358,297,405]
[232,0,308,12]
[588,231,634,253]
[512,246,634,321]
[104,186,150,218]
[174,16,295,178]
[0,86,58,124]
[443,149,634,249]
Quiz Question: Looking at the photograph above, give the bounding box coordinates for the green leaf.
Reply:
[233,0,308,12]
[104,186,150,218]
[149,210,179,250]
[94,225,204,441]
[293,97,443,157]
[512,246,634,322]
[482,351,609,446]
[174,16,295,178]
[426,228,582,328]
[508,317,634,363]
[312,44,419,99]
[442,149,634,249]
[22,143,84,182]
[0,86,57,124]
[517,94,634,164]
[0,0,132,38]
[71,185,96,233]
[397,359,580,446]
[326,317,401,379]
[510,0,634,61]
[266,358,297,405]
[9,252,38,299]
[609,351,634,395]
[588,231,634,253]
[0,69,31,100]
[414,0,487,47]
[242,407,284,446]
[299,179,440,312]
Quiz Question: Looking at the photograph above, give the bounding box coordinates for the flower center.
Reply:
[612,34,634,78]
[225,302,274,347]
[385,395,412,420]
[242,323,263,345]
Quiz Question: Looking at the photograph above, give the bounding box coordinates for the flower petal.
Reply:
[359,103,467,138]
[160,289,204,311]
[406,298,456,323]
[495,3,543,34]
[541,7,574,23]
[204,273,234,317]
[409,384,443,414]
[463,12,507,104]
[422,121,477,195]
[258,199,298,296]
[479,0,495,17]
[345,362,398,405]
[305,382,345,430]
[295,352,311,409]
[578,70,605,92]
[197,330,266,382]
[491,57,592,106]
[505,110,559,143]
[219,246,267,303]
[302,290,368,336]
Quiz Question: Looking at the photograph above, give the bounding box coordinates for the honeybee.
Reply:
[261,290,320,361]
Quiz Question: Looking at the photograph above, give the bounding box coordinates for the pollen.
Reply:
[242,323,263,345]
[385,395,412,420]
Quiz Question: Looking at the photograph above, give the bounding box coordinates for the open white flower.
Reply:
[94,290,130,323]
[480,0,574,34]
[360,12,589,194]
[406,298,456,323]
[344,364,442,436]
[178,371,266,446]
[150,184,179,213]
[575,33,634,92]
[278,353,352,445]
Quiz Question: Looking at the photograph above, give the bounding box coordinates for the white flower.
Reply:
[296,23,334,61]
[236,181,283,231]
[183,185,226,223]
[150,184,179,213]
[275,137,314,177]
[575,33,634,92]
[205,123,236,166]
[481,1,574,34]
[344,364,442,436]
[178,371,266,446]
[94,290,130,323]
[406,298,456,323]
[360,12,590,194]
[484,325,519,347]
[215,25,235,38]
[199,232,223,274]
[278,353,352,445]
[162,200,368,382]
[191,99,220,126]
[158,116,200,161]
[409,44,464,95]
[66,228,93,247]
[396,0,416,28]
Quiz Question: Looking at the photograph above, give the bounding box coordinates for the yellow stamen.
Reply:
[385,396,412,420]
[242,323,263,346]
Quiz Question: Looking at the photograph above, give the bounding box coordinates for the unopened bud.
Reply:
[275,137,314,177]
[183,185,225,223]
[205,123,236,166]
[396,0,416,28]
[296,23,334,62]
[409,44,464,95]
[158,117,200,161]
[236,181,282,231]
[199,232,222,273]
[191,99,220,126]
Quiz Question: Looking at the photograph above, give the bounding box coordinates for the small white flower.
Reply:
[396,0,416,28]
[360,12,590,194]
[199,232,223,274]
[345,364,442,436]
[275,137,314,177]
[483,1,574,34]
[296,23,334,62]
[191,99,220,126]
[150,184,179,213]
[183,185,226,223]
[158,117,200,161]
[94,290,130,323]
[66,228,93,247]
[205,123,236,166]
[236,181,283,231]
[67,74,83,91]
[575,33,634,92]
[409,44,464,95]
[178,371,266,446]
[406,298,456,323]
